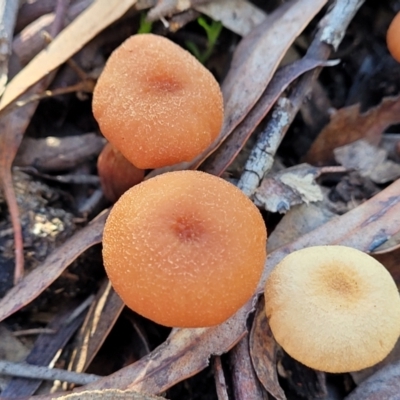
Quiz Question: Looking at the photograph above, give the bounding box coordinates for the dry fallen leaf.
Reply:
[253,164,323,213]
[306,95,400,164]
[250,300,286,400]
[334,139,400,184]
[0,0,139,112]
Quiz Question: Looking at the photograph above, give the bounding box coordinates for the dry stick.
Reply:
[51,0,70,38]
[212,356,229,400]
[0,0,19,94]
[230,336,267,400]
[0,360,100,385]
[238,0,365,197]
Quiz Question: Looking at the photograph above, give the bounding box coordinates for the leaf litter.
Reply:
[1,0,400,399]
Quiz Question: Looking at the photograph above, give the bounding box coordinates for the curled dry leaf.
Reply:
[33,179,400,399]
[249,299,286,400]
[334,139,400,184]
[0,211,108,323]
[267,201,337,253]
[253,163,323,213]
[0,0,139,112]
[345,361,400,400]
[306,95,400,164]
[147,0,328,178]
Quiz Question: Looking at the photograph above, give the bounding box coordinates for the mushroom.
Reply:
[97,142,145,203]
[387,12,400,62]
[92,34,224,169]
[264,245,400,373]
[102,170,267,327]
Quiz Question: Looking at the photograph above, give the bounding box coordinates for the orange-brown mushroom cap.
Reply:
[97,142,145,203]
[93,34,224,169]
[387,12,400,62]
[102,170,267,328]
[265,245,400,373]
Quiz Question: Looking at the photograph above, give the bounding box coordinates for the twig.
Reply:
[212,356,229,400]
[63,295,95,326]
[238,0,365,196]
[50,0,70,38]
[0,360,100,385]
[13,328,57,337]
[230,336,267,400]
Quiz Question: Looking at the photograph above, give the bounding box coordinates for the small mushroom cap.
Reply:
[93,34,224,169]
[265,245,400,373]
[387,12,400,62]
[102,170,266,327]
[97,142,145,203]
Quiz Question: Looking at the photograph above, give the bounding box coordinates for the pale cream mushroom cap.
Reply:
[265,245,400,373]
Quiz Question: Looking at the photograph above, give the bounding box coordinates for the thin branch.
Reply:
[238,0,365,196]
[0,360,100,385]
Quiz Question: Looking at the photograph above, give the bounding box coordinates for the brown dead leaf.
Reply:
[250,299,286,400]
[0,0,138,112]
[345,361,400,400]
[334,139,400,184]
[147,0,328,179]
[306,95,400,164]
[54,389,166,399]
[34,179,400,399]
[253,163,323,213]
[0,210,108,323]
[267,201,337,253]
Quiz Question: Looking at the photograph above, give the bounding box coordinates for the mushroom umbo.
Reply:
[102,170,267,328]
[264,245,400,373]
[93,34,224,169]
